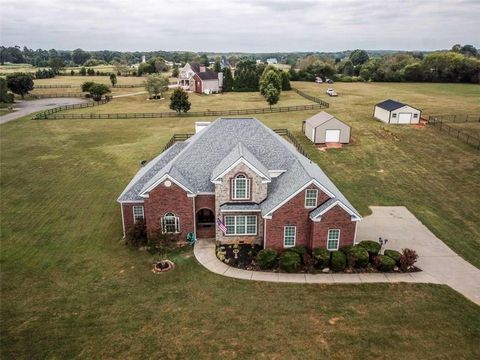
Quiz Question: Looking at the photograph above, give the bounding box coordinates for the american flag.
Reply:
[217,218,228,234]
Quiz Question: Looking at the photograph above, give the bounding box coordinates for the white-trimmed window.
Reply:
[305,189,318,208]
[392,113,397,118]
[327,229,340,250]
[284,226,296,247]
[224,215,257,235]
[413,113,419,118]
[232,174,250,200]
[162,212,180,233]
[133,205,144,223]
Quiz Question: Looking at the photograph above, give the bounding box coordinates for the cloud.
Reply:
[0,0,479,51]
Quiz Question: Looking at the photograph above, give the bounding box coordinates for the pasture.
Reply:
[1,82,479,358]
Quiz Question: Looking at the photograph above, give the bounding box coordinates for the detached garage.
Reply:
[304,111,351,144]
[374,99,422,124]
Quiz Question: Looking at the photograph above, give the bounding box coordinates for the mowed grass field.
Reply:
[448,122,480,138]
[1,82,480,358]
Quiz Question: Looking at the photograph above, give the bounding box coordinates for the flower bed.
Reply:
[216,241,421,274]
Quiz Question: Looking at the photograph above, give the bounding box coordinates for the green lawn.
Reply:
[1,82,480,358]
[448,122,480,138]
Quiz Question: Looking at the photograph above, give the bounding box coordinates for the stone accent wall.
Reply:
[265,185,330,251]
[310,205,357,249]
[144,181,194,240]
[215,162,267,244]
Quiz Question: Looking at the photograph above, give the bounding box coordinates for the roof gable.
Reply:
[305,111,337,127]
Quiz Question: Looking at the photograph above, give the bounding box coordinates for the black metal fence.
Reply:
[429,114,480,123]
[291,87,330,108]
[32,98,111,119]
[35,103,326,120]
[428,116,480,150]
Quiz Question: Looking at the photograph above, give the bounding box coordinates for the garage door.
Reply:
[398,113,412,124]
[325,129,341,142]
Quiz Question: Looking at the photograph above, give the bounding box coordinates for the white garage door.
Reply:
[325,129,341,142]
[398,113,412,124]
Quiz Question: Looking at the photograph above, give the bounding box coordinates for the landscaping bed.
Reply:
[216,240,421,274]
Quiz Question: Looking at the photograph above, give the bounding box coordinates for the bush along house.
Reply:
[118,118,361,251]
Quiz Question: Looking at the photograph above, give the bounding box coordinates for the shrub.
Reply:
[358,240,381,256]
[347,246,369,268]
[330,251,346,272]
[399,248,418,272]
[125,220,147,248]
[279,251,301,273]
[340,245,353,255]
[312,248,330,269]
[256,249,277,269]
[81,81,95,92]
[302,252,314,271]
[384,249,401,264]
[375,255,396,272]
[288,245,307,257]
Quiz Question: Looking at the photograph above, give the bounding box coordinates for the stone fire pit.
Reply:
[152,260,175,273]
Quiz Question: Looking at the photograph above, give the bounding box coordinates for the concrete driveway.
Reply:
[195,206,480,305]
[0,98,89,125]
[357,206,480,305]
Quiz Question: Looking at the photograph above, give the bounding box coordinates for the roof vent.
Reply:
[195,121,211,134]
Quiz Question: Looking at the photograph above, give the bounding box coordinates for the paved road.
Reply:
[194,206,480,305]
[0,98,89,125]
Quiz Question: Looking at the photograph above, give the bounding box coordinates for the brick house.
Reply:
[118,118,361,251]
[177,62,223,94]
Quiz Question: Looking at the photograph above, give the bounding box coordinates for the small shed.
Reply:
[374,99,421,124]
[304,111,351,144]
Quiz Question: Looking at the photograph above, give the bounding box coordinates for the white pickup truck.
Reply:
[326,88,338,97]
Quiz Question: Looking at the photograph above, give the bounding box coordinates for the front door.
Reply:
[196,208,215,238]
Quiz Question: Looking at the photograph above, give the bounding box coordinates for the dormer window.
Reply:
[232,174,250,200]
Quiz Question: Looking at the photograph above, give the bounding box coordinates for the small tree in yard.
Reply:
[81,81,95,92]
[109,73,117,87]
[171,66,179,78]
[88,83,110,101]
[79,67,87,76]
[259,69,282,96]
[263,83,280,108]
[222,67,233,92]
[6,73,34,99]
[144,74,169,99]
[169,88,191,113]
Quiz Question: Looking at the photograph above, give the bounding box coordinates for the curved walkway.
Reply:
[194,206,480,305]
[0,97,89,125]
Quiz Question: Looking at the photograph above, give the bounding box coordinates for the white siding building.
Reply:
[374,100,422,124]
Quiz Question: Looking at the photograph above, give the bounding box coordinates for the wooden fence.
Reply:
[162,129,310,158]
[428,116,480,150]
[429,114,480,123]
[34,84,72,89]
[32,98,111,119]
[291,87,330,108]
[29,93,85,99]
[34,103,327,120]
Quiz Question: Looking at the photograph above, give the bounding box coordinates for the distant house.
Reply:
[118,118,361,251]
[220,56,230,69]
[374,100,421,124]
[266,58,278,64]
[177,63,223,94]
[304,112,351,144]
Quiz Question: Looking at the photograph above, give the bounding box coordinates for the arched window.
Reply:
[232,174,250,200]
[162,212,180,233]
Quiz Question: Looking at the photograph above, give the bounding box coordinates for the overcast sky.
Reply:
[1,0,479,52]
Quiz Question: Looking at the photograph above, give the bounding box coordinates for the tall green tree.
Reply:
[263,83,280,108]
[222,67,234,92]
[0,78,14,103]
[144,74,169,99]
[213,60,221,73]
[280,71,291,90]
[169,88,191,113]
[47,57,65,74]
[349,49,369,66]
[6,73,34,99]
[260,69,282,96]
[109,73,117,87]
[72,48,90,65]
[88,83,110,101]
[199,54,209,66]
[233,60,260,91]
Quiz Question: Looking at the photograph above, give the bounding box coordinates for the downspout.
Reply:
[263,218,267,249]
[192,197,197,238]
[120,204,126,238]
[353,221,358,245]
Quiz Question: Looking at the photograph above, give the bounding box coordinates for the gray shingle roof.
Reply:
[375,99,406,111]
[211,142,270,181]
[220,203,261,212]
[190,62,219,80]
[118,117,360,219]
[305,111,340,127]
[309,198,338,219]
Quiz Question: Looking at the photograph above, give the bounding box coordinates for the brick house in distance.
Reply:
[118,118,361,251]
[177,62,223,94]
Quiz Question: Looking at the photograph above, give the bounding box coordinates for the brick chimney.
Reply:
[199,65,206,72]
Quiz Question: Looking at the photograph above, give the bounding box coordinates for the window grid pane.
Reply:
[133,206,144,223]
[284,226,296,247]
[305,189,318,207]
[236,216,246,234]
[225,216,235,235]
[246,216,257,234]
[233,175,249,199]
[327,229,340,250]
